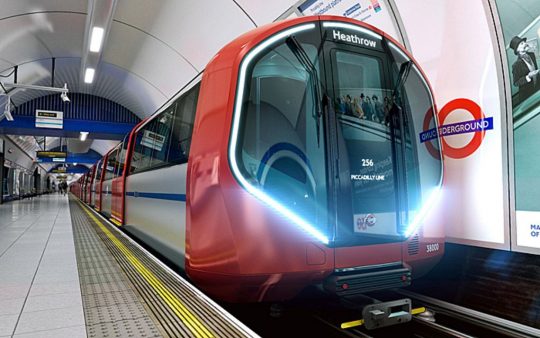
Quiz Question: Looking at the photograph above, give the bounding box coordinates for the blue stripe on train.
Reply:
[256,142,311,182]
[125,191,186,202]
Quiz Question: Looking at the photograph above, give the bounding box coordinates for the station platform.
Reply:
[0,194,258,338]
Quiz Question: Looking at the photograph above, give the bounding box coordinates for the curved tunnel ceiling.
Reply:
[0,1,296,117]
[0,0,297,158]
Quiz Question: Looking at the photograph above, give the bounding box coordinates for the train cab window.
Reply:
[234,34,329,235]
[387,41,443,228]
[331,50,401,238]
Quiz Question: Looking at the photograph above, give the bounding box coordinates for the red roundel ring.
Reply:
[424,98,486,159]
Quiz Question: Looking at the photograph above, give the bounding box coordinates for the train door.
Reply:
[85,169,92,203]
[111,136,130,226]
[322,24,404,267]
[80,175,85,200]
[320,22,442,270]
[87,165,95,206]
[95,155,107,211]
[102,146,119,218]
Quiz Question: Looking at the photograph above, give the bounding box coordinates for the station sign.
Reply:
[51,167,67,173]
[36,110,63,129]
[37,151,67,158]
[36,151,67,163]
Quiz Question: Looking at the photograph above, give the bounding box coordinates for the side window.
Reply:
[131,120,157,174]
[150,106,175,168]
[168,84,200,164]
[130,83,200,174]
[95,160,103,182]
[116,136,130,177]
[105,149,118,180]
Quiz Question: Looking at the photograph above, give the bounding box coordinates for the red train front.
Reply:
[186,15,444,302]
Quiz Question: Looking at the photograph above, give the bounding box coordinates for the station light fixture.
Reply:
[84,68,95,84]
[1,82,70,103]
[60,84,70,102]
[1,97,13,122]
[89,27,105,52]
[80,131,89,141]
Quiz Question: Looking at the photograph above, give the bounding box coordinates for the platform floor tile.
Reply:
[0,195,86,337]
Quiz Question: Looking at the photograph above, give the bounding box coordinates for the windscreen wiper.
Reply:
[286,36,322,147]
[393,61,412,98]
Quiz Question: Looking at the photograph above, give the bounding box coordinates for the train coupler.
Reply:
[341,299,426,330]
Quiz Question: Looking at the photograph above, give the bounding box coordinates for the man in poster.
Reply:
[510,36,540,103]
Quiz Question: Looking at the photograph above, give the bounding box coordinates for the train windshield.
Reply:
[232,22,443,246]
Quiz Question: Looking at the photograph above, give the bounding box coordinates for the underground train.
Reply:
[71,15,445,303]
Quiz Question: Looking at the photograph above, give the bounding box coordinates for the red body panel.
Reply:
[111,177,123,224]
[334,244,402,269]
[111,122,144,225]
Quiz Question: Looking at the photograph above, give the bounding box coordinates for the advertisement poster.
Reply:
[495,0,540,250]
[298,0,383,21]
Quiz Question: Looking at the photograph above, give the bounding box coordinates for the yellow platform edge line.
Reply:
[76,200,214,338]
[109,217,122,226]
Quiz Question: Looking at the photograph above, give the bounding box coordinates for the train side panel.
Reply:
[124,165,187,266]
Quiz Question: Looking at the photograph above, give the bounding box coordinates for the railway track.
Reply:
[313,289,540,338]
